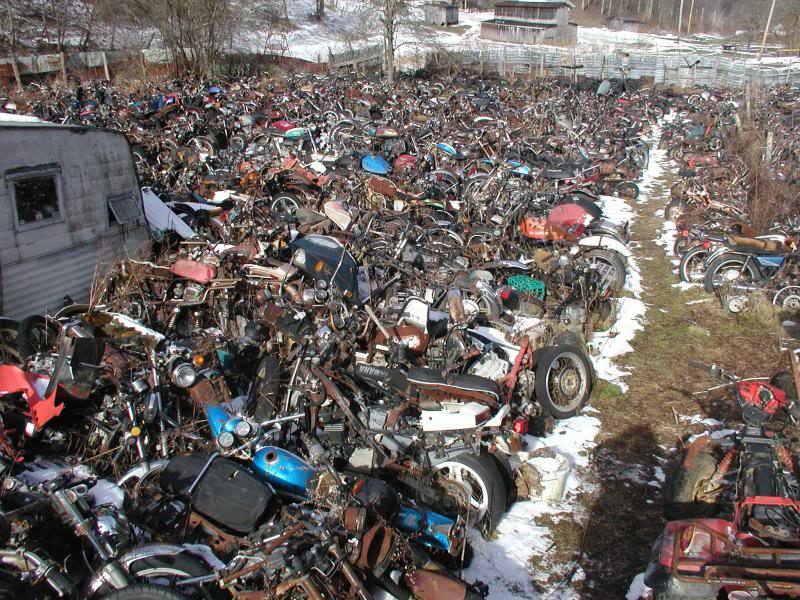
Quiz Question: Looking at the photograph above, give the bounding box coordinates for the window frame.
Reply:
[106,191,143,227]
[5,164,65,232]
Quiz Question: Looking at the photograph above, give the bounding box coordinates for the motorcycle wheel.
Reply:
[678,245,708,283]
[703,253,762,294]
[270,191,301,216]
[672,236,688,256]
[111,548,220,599]
[769,370,797,400]
[17,315,60,361]
[585,249,627,294]
[773,286,800,309]
[614,181,639,199]
[663,198,685,221]
[250,355,282,422]
[534,345,591,419]
[103,584,186,600]
[432,452,507,535]
[668,146,684,161]
[0,319,20,365]
[663,447,719,520]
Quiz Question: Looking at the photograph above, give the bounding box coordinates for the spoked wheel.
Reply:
[773,286,800,309]
[703,254,762,294]
[615,181,639,199]
[585,249,627,294]
[663,444,720,520]
[678,245,708,283]
[270,192,301,216]
[0,319,20,365]
[422,228,464,258]
[17,315,60,361]
[432,453,507,534]
[535,345,592,419]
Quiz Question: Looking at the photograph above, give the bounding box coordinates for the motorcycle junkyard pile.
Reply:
[665,86,800,316]
[0,73,659,599]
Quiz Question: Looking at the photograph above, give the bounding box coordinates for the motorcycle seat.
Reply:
[354,362,411,393]
[406,366,499,407]
[542,169,573,181]
[726,235,785,254]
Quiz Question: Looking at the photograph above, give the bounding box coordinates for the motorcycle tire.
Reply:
[672,235,689,256]
[0,319,20,365]
[250,355,282,422]
[770,370,797,400]
[773,285,800,309]
[17,315,60,361]
[270,191,301,216]
[663,198,684,221]
[109,547,221,599]
[614,181,639,199]
[663,448,719,521]
[585,249,627,294]
[678,245,708,284]
[432,452,507,535]
[703,253,762,294]
[102,584,186,600]
[534,344,591,419]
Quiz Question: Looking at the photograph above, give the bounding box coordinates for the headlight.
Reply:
[293,248,306,267]
[217,431,235,450]
[171,363,197,388]
[234,419,254,438]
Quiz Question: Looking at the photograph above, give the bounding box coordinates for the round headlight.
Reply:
[234,420,254,438]
[171,363,197,388]
[217,431,235,450]
[293,248,306,267]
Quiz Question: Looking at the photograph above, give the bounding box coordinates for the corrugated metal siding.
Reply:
[1,228,147,319]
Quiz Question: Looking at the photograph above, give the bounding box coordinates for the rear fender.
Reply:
[577,235,633,258]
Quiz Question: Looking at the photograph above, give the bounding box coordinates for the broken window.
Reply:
[12,173,62,229]
[107,193,143,225]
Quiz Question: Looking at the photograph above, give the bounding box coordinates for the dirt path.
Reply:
[575,130,782,598]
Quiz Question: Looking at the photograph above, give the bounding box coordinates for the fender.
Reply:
[84,543,192,596]
[577,235,633,258]
[116,459,170,487]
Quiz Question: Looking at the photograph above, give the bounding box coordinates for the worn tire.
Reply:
[17,315,59,361]
[102,584,186,600]
[770,370,797,400]
[664,198,685,221]
[250,355,282,422]
[663,448,719,520]
[678,245,708,283]
[0,319,20,365]
[433,452,507,535]
[703,253,762,294]
[615,181,639,199]
[586,248,627,294]
[269,191,301,216]
[534,345,592,419]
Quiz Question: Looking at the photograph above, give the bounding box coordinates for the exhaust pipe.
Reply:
[0,549,73,596]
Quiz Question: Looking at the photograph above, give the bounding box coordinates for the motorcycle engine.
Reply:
[182,282,206,305]
[739,432,800,541]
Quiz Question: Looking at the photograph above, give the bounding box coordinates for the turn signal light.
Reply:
[513,417,529,435]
